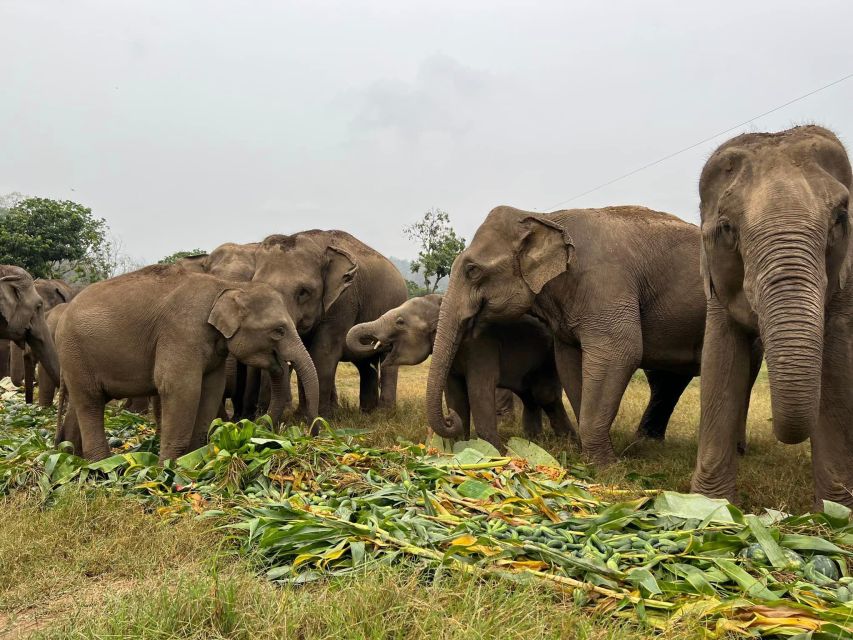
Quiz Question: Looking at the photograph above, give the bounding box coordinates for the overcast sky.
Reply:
[2,1,852,265]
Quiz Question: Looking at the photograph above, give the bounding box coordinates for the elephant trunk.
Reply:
[9,342,25,387]
[749,218,826,445]
[26,311,61,387]
[425,282,470,438]
[265,364,289,427]
[345,317,390,358]
[280,333,319,423]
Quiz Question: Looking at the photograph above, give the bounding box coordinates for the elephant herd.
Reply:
[1,125,851,509]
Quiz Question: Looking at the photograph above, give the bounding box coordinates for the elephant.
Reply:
[10,278,77,403]
[424,205,753,464]
[252,230,408,416]
[691,125,853,508]
[55,264,319,462]
[347,294,577,448]
[0,265,61,388]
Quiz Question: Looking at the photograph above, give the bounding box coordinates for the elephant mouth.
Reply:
[271,350,284,374]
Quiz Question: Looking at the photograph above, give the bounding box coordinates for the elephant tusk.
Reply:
[373,340,382,350]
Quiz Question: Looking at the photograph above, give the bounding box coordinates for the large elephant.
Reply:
[425,206,728,463]
[56,264,318,462]
[10,278,77,402]
[0,265,60,387]
[253,230,408,416]
[691,125,853,507]
[347,294,576,448]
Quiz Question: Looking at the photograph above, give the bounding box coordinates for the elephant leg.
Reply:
[518,391,543,438]
[634,370,692,441]
[495,388,516,424]
[239,367,262,419]
[9,342,25,387]
[307,333,343,417]
[577,341,640,466]
[266,367,291,428]
[810,316,853,508]
[190,369,227,451]
[0,339,10,379]
[72,393,110,461]
[55,401,83,455]
[38,364,57,408]
[530,374,579,444]
[738,340,764,456]
[230,361,248,418]
[378,363,398,410]
[465,366,500,450]
[151,395,162,430]
[23,351,35,404]
[690,301,753,501]
[124,396,150,414]
[356,357,380,413]
[445,375,471,440]
[156,371,202,462]
[554,342,582,424]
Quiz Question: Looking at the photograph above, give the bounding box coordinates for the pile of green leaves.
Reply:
[1,393,852,638]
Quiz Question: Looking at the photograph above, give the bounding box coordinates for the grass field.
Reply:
[0,361,816,639]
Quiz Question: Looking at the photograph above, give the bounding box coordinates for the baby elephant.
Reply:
[346,294,576,450]
[56,264,319,462]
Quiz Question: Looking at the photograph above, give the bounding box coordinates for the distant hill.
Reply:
[389,256,425,286]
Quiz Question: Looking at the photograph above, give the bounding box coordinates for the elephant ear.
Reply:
[0,275,22,324]
[208,289,244,339]
[516,216,575,294]
[699,234,715,300]
[323,246,358,312]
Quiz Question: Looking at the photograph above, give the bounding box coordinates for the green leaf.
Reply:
[505,438,561,469]
[456,479,496,500]
[822,500,852,527]
[744,514,789,569]
[451,439,500,458]
[653,491,736,524]
[714,558,779,601]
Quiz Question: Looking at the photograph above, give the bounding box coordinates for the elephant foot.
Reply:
[583,445,618,468]
[689,473,736,503]
[634,425,666,442]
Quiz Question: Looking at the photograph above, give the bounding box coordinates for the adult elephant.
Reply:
[0,266,61,387]
[347,294,576,447]
[253,230,408,416]
[56,264,318,461]
[10,278,77,402]
[425,206,732,464]
[692,125,853,508]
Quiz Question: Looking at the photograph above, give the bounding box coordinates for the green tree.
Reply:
[405,279,429,298]
[403,209,465,294]
[159,249,206,264]
[0,197,111,281]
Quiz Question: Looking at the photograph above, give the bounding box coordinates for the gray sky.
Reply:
[2,1,852,265]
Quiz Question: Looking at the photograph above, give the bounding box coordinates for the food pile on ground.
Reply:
[1,385,851,638]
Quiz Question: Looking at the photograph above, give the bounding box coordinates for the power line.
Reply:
[542,71,853,211]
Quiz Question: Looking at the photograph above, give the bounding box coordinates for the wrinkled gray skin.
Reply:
[56,264,318,462]
[253,230,408,417]
[692,125,853,508]
[426,206,744,464]
[186,244,293,422]
[0,266,61,387]
[347,294,577,449]
[11,279,77,403]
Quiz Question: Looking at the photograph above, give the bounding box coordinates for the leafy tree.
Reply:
[159,249,206,264]
[406,279,429,298]
[403,209,465,294]
[0,197,111,281]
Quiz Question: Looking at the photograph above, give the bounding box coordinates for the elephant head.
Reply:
[346,294,442,367]
[208,282,319,420]
[34,279,75,310]
[253,233,357,335]
[0,265,61,385]
[203,243,258,282]
[700,125,852,445]
[425,207,574,437]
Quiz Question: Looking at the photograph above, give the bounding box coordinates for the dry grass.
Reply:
[331,361,813,514]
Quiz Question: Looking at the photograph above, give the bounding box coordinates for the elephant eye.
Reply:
[272,326,287,338]
[715,217,738,249]
[464,263,482,280]
[296,287,312,303]
[395,316,405,327]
